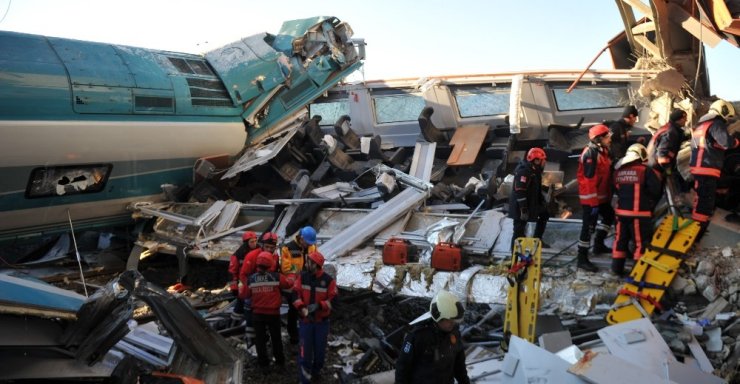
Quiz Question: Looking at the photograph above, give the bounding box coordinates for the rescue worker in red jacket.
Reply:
[292,251,337,384]
[228,231,259,315]
[612,144,663,276]
[576,124,615,272]
[647,108,688,202]
[508,147,550,249]
[689,99,739,242]
[280,226,318,344]
[609,105,639,161]
[239,251,292,370]
[238,232,280,340]
[395,290,470,384]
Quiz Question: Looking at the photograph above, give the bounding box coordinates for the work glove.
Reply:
[307,303,319,314]
[519,207,529,221]
[300,307,309,318]
[590,206,600,217]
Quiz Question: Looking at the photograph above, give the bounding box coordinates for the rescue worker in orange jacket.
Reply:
[609,105,639,161]
[689,99,739,242]
[508,147,550,249]
[238,232,280,340]
[612,144,663,276]
[240,252,292,370]
[228,231,259,315]
[576,124,615,272]
[292,251,337,384]
[280,226,318,344]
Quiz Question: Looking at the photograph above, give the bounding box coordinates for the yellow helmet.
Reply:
[709,99,736,120]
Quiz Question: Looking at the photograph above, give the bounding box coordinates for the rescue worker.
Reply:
[239,252,291,371]
[647,108,688,206]
[228,231,259,316]
[395,290,470,384]
[292,251,337,384]
[612,144,662,276]
[609,105,639,161]
[689,99,739,242]
[509,147,550,249]
[239,232,280,341]
[280,226,318,344]
[576,124,616,272]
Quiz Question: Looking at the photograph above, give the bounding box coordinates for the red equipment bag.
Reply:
[431,242,462,271]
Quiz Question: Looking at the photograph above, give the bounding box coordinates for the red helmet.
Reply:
[260,232,278,245]
[242,231,257,242]
[256,251,274,269]
[588,124,611,141]
[307,251,325,267]
[526,148,546,162]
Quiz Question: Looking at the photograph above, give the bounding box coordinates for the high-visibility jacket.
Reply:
[240,271,291,315]
[292,269,337,322]
[280,237,316,279]
[228,242,255,291]
[239,248,279,285]
[614,161,662,217]
[647,121,684,170]
[577,143,612,206]
[690,118,739,178]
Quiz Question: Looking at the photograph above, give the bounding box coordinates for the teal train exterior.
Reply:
[0,16,363,241]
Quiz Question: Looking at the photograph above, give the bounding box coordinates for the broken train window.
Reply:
[372,89,425,124]
[451,84,511,118]
[26,164,112,198]
[550,82,630,111]
[309,92,350,126]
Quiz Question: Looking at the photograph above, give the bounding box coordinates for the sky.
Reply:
[1,0,738,100]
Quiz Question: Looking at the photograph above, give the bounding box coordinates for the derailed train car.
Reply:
[0,16,363,241]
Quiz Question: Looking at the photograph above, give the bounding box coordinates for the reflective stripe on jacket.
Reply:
[577,143,612,206]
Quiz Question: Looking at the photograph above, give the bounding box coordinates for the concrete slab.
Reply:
[597,318,676,373]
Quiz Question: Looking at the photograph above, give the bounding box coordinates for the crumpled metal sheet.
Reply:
[331,248,378,290]
[373,266,400,293]
[424,218,460,245]
[469,274,509,305]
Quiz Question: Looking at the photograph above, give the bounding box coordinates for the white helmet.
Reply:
[709,99,736,120]
[430,290,465,322]
[624,143,648,163]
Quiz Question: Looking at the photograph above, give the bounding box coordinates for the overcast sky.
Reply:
[1,0,738,99]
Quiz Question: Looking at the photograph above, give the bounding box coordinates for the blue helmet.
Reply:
[300,226,317,245]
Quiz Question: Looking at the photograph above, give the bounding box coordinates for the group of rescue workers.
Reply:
[228,225,337,384]
[509,99,738,275]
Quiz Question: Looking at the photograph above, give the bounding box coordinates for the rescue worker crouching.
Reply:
[395,290,470,384]
[576,124,616,272]
[228,231,259,317]
[612,144,662,276]
[508,147,550,249]
[280,225,318,345]
[239,251,292,371]
[292,251,337,384]
[689,99,739,242]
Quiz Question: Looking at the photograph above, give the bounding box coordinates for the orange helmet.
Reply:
[307,251,325,267]
[242,231,257,242]
[256,251,274,269]
[588,124,611,141]
[260,232,278,245]
[526,148,546,162]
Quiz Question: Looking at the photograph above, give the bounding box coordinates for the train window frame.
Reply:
[371,89,425,124]
[451,84,511,118]
[25,164,113,199]
[309,93,350,127]
[550,82,630,111]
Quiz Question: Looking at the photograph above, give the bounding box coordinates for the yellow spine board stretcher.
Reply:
[503,238,542,344]
[607,215,701,324]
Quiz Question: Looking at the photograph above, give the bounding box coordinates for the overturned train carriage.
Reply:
[0,16,363,241]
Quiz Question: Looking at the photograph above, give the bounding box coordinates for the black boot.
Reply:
[611,258,627,277]
[593,230,611,254]
[577,248,598,272]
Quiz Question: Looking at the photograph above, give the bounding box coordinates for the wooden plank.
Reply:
[623,0,654,18]
[633,35,662,57]
[631,20,656,34]
[447,123,488,166]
